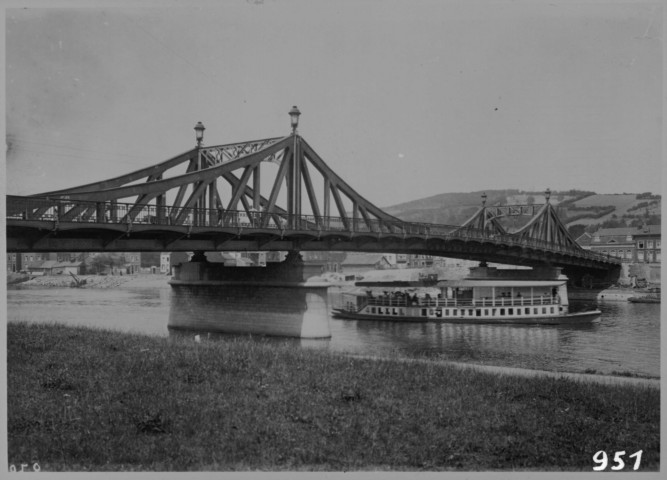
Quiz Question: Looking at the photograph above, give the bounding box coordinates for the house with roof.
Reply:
[632,224,661,263]
[583,224,660,264]
[24,260,59,276]
[52,261,84,275]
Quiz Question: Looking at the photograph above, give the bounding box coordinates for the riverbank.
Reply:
[7,322,659,472]
[11,273,171,289]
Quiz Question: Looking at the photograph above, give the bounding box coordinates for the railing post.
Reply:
[110,200,118,222]
[96,202,105,223]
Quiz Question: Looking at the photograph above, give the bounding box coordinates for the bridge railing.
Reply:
[363,295,560,309]
[343,293,561,312]
[6,195,619,264]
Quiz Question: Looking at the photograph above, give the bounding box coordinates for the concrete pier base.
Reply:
[167,252,331,338]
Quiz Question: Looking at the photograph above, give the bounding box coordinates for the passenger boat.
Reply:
[332,266,601,325]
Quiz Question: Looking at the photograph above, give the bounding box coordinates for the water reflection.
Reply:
[168,284,331,338]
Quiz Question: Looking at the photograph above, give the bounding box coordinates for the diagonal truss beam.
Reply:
[457,206,508,235]
[46,136,292,202]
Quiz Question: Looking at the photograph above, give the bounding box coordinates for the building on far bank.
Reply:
[633,225,661,263]
[340,253,394,277]
[160,252,171,274]
[581,224,661,263]
[393,254,434,269]
[7,253,19,273]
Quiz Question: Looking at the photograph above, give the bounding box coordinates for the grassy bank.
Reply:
[7,322,660,472]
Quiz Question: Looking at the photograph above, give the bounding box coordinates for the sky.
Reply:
[3,0,663,208]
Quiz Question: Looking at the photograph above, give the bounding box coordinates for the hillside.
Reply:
[383,190,661,233]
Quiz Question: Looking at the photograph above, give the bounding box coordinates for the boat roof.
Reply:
[436,279,565,288]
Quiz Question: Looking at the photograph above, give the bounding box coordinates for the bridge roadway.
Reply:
[6,195,620,276]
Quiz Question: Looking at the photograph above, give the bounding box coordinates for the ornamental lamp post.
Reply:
[194,122,205,147]
[289,106,301,134]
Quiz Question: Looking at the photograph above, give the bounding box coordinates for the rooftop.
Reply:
[593,224,661,239]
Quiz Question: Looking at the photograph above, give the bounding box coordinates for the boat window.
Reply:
[500,309,505,315]
[429,309,435,316]
[492,308,496,316]
[508,308,514,315]
[525,308,530,315]
[444,309,449,316]
[421,308,427,317]
[542,307,547,314]
[550,307,554,314]
[534,308,538,315]
[436,309,442,318]
[484,309,489,316]
[476,309,481,317]
[453,309,458,316]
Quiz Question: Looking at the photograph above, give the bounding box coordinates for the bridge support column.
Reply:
[168,250,329,338]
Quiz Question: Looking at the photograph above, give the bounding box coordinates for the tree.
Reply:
[89,253,126,274]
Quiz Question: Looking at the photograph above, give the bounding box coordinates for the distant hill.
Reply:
[383,190,661,234]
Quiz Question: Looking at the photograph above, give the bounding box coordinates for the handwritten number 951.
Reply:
[593,450,642,471]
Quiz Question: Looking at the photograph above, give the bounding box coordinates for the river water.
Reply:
[7,283,660,378]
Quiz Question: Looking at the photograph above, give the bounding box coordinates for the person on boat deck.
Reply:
[516,292,522,298]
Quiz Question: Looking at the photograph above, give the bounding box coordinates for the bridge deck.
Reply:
[6,195,621,273]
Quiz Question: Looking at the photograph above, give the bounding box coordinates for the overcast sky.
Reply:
[4,0,663,207]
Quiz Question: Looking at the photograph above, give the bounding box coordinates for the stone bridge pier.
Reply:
[167,251,331,339]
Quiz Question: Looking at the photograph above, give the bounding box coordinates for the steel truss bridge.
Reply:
[5,117,620,278]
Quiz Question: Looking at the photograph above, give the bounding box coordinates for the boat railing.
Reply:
[359,295,560,309]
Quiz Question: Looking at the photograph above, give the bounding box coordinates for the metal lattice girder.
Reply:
[25,133,408,232]
[33,149,198,197]
[457,207,508,235]
[32,137,283,199]
[200,137,284,166]
[513,203,580,249]
[35,137,292,203]
[485,204,542,217]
